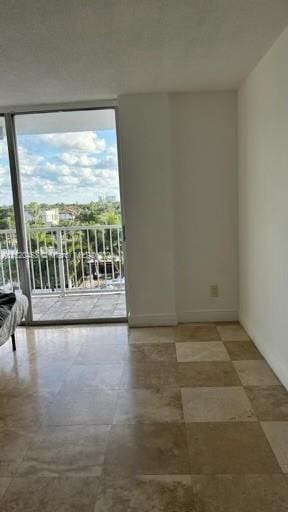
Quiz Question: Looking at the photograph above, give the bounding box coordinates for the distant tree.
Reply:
[100,208,120,225]
[27,201,42,225]
[0,206,15,229]
[77,202,102,225]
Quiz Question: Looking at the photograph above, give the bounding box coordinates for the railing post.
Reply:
[56,230,65,295]
[0,224,125,297]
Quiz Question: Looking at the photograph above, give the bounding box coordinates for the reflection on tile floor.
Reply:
[32,292,126,320]
[0,322,288,510]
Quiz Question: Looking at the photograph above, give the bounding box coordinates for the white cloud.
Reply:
[0,161,13,205]
[59,152,100,167]
[45,162,72,176]
[107,144,116,153]
[0,131,120,206]
[39,132,106,153]
[59,175,80,185]
[42,182,55,192]
[18,145,45,176]
[0,167,6,187]
[0,141,7,159]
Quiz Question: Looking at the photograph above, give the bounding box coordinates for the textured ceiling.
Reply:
[0,0,288,107]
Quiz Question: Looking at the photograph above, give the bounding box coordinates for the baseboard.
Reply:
[128,309,238,327]
[128,313,178,327]
[177,309,238,323]
[239,312,288,391]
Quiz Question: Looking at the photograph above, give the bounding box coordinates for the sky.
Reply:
[0,128,120,207]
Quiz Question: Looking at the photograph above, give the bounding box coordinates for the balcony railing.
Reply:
[0,225,124,295]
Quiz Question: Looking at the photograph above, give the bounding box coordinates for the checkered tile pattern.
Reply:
[0,322,288,510]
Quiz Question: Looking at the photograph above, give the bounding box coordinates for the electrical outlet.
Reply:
[210,284,219,297]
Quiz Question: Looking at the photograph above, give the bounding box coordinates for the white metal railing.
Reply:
[0,225,125,295]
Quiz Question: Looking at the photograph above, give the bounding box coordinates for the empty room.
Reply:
[0,1,288,510]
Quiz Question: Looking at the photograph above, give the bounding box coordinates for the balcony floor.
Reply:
[32,291,126,321]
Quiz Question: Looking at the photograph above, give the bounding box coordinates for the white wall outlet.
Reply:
[210,284,219,297]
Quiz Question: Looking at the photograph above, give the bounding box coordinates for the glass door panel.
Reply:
[15,109,126,322]
[0,117,19,292]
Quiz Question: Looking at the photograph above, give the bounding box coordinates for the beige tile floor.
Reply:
[0,322,288,510]
[32,292,126,321]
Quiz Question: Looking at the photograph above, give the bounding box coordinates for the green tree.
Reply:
[99,207,120,225]
[0,205,15,229]
[26,201,42,225]
[77,202,102,224]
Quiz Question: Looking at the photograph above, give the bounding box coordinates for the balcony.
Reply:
[0,224,126,321]
[31,291,126,321]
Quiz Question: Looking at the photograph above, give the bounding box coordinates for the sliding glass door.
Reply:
[0,117,17,291]
[0,108,127,323]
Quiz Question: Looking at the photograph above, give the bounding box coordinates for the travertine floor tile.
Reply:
[262,422,288,472]
[216,323,249,341]
[181,387,256,422]
[0,478,11,501]
[128,343,177,363]
[121,361,241,388]
[71,324,128,344]
[20,337,82,362]
[0,358,26,388]
[176,341,229,362]
[46,390,118,426]
[75,343,128,364]
[94,475,201,512]
[176,362,241,387]
[175,324,220,341]
[114,388,184,423]
[69,323,128,346]
[104,424,190,475]
[0,392,52,430]
[3,362,72,394]
[0,477,100,511]
[120,363,179,389]
[224,340,262,360]
[0,427,34,471]
[94,473,288,512]
[234,360,280,386]
[245,386,288,420]
[60,364,123,392]
[197,474,288,512]
[128,327,175,344]
[186,422,281,473]
[25,326,84,344]
[17,425,110,477]
[1,322,287,509]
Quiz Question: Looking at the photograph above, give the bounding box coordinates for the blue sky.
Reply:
[0,129,120,206]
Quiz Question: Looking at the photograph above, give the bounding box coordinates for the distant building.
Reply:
[24,210,33,223]
[42,208,59,226]
[59,206,78,221]
[105,195,116,203]
[98,195,116,203]
[59,211,75,221]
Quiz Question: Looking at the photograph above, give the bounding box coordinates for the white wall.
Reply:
[170,93,238,322]
[238,26,288,388]
[118,92,238,326]
[118,94,176,326]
